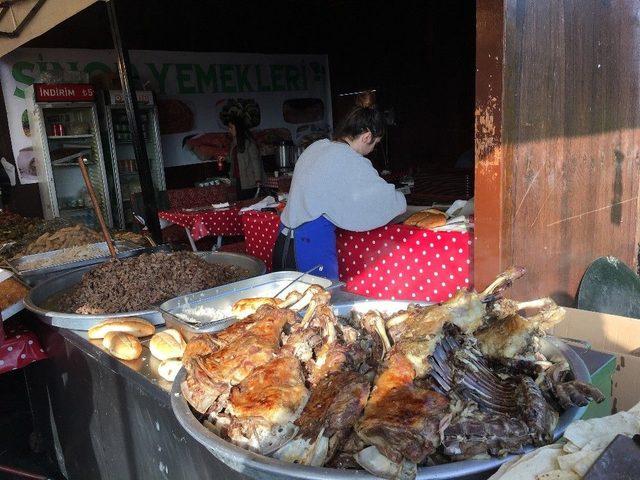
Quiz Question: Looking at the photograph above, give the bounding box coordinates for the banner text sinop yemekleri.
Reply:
[0,48,332,168]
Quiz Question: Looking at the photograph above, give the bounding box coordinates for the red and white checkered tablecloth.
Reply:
[240,214,474,301]
[241,211,281,271]
[0,321,47,374]
[159,208,244,241]
[263,175,293,192]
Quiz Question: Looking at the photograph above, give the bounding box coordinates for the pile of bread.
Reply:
[87,317,185,382]
[403,208,448,229]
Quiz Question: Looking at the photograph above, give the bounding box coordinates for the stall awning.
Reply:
[0,0,100,58]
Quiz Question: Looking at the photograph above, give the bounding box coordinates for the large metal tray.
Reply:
[172,300,590,480]
[160,271,334,340]
[24,251,266,331]
[9,241,144,286]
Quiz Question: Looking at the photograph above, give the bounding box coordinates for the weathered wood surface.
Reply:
[475,0,640,303]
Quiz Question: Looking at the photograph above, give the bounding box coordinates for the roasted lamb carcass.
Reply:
[225,355,310,454]
[542,361,605,409]
[282,291,359,387]
[492,357,605,411]
[430,324,559,447]
[274,297,389,466]
[384,266,527,378]
[281,291,335,367]
[476,297,604,408]
[440,401,531,460]
[352,267,530,476]
[386,266,526,342]
[356,352,450,468]
[181,305,293,414]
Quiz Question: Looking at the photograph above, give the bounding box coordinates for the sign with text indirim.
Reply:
[0,48,332,167]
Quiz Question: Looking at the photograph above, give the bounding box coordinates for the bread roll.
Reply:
[158,359,183,382]
[88,317,155,339]
[149,329,186,360]
[231,297,280,319]
[404,209,447,229]
[102,332,142,360]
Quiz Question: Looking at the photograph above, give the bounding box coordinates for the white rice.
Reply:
[176,305,232,324]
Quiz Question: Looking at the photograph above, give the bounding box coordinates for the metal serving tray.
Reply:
[159,271,334,340]
[24,251,266,331]
[172,300,590,480]
[9,241,144,286]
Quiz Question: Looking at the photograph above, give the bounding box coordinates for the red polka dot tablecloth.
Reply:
[337,225,473,303]
[0,322,47,374]
[241,211,281,271]
[240,214,474,301]
[158,207,244,241]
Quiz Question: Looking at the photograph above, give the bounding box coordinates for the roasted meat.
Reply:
[181,305,293,414]
[384,266,527,378]
[441,403,531,459]
[182,316,257,370]
[430,324,558,446]
[356,353,449,465]
[226,356,309,454]
[539,361,605,410]
[178,268,606,480]
[274,371,370,466]
[477,297,565,360]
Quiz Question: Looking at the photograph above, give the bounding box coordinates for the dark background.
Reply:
[2,0,475,212]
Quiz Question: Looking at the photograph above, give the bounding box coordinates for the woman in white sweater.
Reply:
[274,107,406,279]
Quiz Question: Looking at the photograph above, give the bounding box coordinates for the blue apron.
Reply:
[281,216,338,280]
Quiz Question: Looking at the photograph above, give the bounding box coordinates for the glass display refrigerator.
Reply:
[100,90,166,229]
[26,83,113,228]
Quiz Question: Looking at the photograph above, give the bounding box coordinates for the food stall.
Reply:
[0,207,608,479]
[0,208,627,480]
[9,255,620,480]
[0,1,638,478]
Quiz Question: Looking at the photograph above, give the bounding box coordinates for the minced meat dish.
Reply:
[58,252,249,314]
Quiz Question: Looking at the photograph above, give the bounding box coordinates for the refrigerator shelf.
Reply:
[48,134,94,140]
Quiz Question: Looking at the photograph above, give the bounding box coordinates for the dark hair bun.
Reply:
[334,106,385,140]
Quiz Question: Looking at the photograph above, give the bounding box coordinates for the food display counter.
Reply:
[0,203,626,480]
[21,289,613,480]
[27,289,364,480]
[0,209,618,480]
[29,320,247,480]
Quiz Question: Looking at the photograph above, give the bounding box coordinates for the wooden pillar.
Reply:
[474,0,640,303]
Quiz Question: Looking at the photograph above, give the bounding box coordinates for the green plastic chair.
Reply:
[576,256,640,319]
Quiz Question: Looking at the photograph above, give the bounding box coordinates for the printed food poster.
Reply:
[15,147,37,184]
[0,49,333,167]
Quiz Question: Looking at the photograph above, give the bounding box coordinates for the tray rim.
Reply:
[9,240,142,275]
[159,270,334,335]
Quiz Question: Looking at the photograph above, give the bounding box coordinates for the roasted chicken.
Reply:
[181,305,293,414]
[226,355,309,454]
